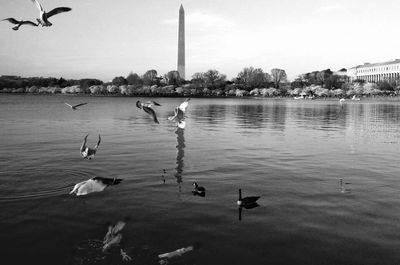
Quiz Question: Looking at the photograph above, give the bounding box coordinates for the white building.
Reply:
[347,59,400,83]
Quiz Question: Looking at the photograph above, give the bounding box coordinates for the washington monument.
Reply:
[177,4,185,80]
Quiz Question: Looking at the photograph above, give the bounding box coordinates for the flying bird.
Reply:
[168,98,190,128]
[136,100,161,124]
[64,102,87,110]
[2,18,38,30]
[237,189,260,207]
[70,177,122,196]
[31,0,71,27]
[80,134,101,159]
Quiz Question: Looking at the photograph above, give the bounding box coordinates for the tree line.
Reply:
[0,67,288,91]
[1,66,399,96]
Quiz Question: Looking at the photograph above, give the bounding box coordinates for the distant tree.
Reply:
[126,72,142,86]
[164,71,181,86]
[291,75,309,88]
[57,77,68,87]
[112,76,128,86]
[191,72,206,86]
[142,69,158,85]
[79,79,103,91]
[271,68,287,88]
[204,69,226,89]
[236,67,271,89]
[377,81,395,91]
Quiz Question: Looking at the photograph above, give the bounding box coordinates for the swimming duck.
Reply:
[2,18,38,30]
[80,134,101,159]
[136,100,160,124]
[70,177,122,196]
[192,182,206,197]
[31,0,71,27]
[237,189,260,206]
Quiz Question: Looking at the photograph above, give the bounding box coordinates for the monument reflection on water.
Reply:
[175,127,185,194]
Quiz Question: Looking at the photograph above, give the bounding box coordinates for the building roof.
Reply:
[349,59,400,69]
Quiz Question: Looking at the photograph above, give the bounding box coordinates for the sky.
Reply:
[0,0,399,81]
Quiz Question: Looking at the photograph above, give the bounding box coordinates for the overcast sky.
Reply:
[0,0,399,81]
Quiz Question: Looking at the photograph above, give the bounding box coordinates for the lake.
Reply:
[0,94,400,265]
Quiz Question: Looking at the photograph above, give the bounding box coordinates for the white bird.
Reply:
[70,177,122,196]
[351,95,361,101]
[80,134,101,159]
[339,98,346,106]
[31,0,71,27]
[136,100,161,124]
[64,102,87,110]
[168,98,190,128]
[2,18,38,30]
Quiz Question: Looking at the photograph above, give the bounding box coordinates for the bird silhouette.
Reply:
[237,189,260,206]
[2,18,38,30]
[64,102,87,110]
[31,0,71,27]
[136,100,160,124]
[192,182,206,197]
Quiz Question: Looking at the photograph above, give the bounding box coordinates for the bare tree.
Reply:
[204,69,226,88]
[271,68,287,88]
[142,69,158,85]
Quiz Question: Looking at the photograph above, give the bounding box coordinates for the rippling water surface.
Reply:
[1,94,400,265]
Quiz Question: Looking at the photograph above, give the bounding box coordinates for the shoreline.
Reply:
[1,91,400,101]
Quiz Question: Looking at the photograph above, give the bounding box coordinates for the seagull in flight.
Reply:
[168,98,190,128]
[136,100,161,124]
[31,0,71,27]
[70,177,122,196]
[2,18,38,30]
[80,134,101,160]
[64,102,87,110]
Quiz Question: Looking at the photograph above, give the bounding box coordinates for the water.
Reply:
[0,94,399,265]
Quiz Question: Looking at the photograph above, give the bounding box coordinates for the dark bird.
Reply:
[168,98,190,128]
[80,134,101,159]
[2,18,38,30]
[31,0,71,27]
[237,189,260,206]
[136,100,160,124]
[192,182,206,197]
[70,177,122,196]
[64,102,87,110]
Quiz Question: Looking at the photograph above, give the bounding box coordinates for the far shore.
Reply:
[1,89,399,102]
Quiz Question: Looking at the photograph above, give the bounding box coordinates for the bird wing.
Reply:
[72,102,87,108]
[3,18,19,24]
[136,100,143,109]
[94,134,101,149]
[47,7,72,18]
[111,221,126,235]
[80,134,88,152]
[21,20,38,26]
[143,106,159,123]
[31,0,44,12]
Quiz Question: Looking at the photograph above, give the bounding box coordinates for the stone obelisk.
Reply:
[177,4,185,80]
